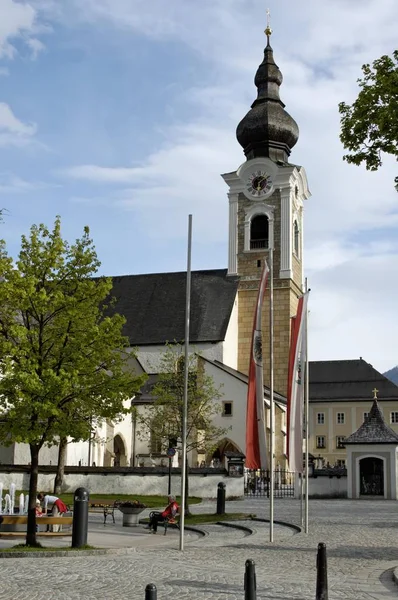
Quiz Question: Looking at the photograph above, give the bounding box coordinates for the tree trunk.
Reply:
[26,444,40,547]
[184,455,191,516]
[54,436,67,495]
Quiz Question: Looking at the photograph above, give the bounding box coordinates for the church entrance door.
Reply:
[359,457,384,496]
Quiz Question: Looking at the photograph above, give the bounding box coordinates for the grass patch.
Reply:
[0,544,96,553]
[82,494,202,509]
[13,493,202,509]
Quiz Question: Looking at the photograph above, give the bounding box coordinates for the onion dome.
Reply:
[236,33,299,163]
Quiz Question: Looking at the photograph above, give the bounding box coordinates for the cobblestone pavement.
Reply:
[1,498,398,599]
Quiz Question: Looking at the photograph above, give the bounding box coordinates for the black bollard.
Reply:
[71,487,89,548]
[216,482,226,515]
[244,559,256,600]
[315,542,328,600]
[145,583,157,600]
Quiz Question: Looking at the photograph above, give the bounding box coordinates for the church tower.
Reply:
[222,25,310,396]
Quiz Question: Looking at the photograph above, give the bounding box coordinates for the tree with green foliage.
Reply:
[0,217,145,546]
[339,50,398,190]
[137,345,229,515]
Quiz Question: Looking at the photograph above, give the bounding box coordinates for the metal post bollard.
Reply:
[216,482,226,515]
[145,583,157,600]
[71,487,89,548]
[315,542,328,600]
[244,559,256,600]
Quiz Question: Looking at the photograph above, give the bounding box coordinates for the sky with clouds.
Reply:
[1,0,397,373]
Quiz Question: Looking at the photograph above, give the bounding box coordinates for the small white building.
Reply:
[345,394,398,499]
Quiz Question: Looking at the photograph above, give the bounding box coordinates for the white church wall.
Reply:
[0,470,244,499]
[63,402,135,467]
[204,361,246,454]
[14,443,59,466]
[222,297,239,369]
[66,440,91,467]
[307,475,347,498]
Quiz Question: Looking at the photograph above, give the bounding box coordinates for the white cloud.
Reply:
[63,164,147,184]
[0,102,37,146]
[0,173,52,193]
[26,37,45,60]
[0,0,37,58]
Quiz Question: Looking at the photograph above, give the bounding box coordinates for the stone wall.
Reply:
[0,467,244,500]
[308,474,347,498]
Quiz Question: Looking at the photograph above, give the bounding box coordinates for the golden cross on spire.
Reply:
[265,7,272,42]
[372,388,379,399]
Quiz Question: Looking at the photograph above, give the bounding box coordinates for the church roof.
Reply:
[108,269,239,346]
[344,399,398,445]
[309,359,398,401]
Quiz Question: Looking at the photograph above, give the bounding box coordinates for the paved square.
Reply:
[0,498,397,599]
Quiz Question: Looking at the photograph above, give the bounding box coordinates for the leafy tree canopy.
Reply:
[138,345,229,456]
[339,50,398,190]
[0,217,146,448]
[0,216,145,545]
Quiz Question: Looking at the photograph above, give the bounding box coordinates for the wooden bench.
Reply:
[0,515,73,537]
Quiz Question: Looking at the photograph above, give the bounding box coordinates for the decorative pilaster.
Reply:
[300,207,304,289]
[279,188,292,279]
[228,193,239,275]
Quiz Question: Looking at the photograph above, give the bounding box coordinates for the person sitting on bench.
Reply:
[148,495,179,534]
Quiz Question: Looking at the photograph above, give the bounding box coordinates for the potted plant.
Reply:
[117,500,147,527]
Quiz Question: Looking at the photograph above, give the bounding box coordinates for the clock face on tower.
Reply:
[246,170,273,198]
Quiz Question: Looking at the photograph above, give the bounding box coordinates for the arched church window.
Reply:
[250,214,269,250]
[293,220,300,257]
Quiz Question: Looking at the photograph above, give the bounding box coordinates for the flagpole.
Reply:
[179,214,192,552]
[304,278,309,534]
[300,473,304,527]
[269,245,274,543]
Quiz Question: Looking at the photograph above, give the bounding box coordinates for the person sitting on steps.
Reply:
[147,495,179,534]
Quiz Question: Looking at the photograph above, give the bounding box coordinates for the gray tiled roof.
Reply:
[345,399,398,444]
[309,359,398,401]
[108,269,239,346]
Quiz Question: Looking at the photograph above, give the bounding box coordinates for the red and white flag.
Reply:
[287,292,310,473]
[245,260,269,470]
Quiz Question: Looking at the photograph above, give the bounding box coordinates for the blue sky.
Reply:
[1,0,398,372]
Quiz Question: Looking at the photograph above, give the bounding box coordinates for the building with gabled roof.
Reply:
[309,359,398,468]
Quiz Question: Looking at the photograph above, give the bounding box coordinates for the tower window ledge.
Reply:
[244,248,269,254]
[250,239,268,250]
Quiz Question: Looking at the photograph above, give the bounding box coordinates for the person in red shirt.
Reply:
[148,495,179,534]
